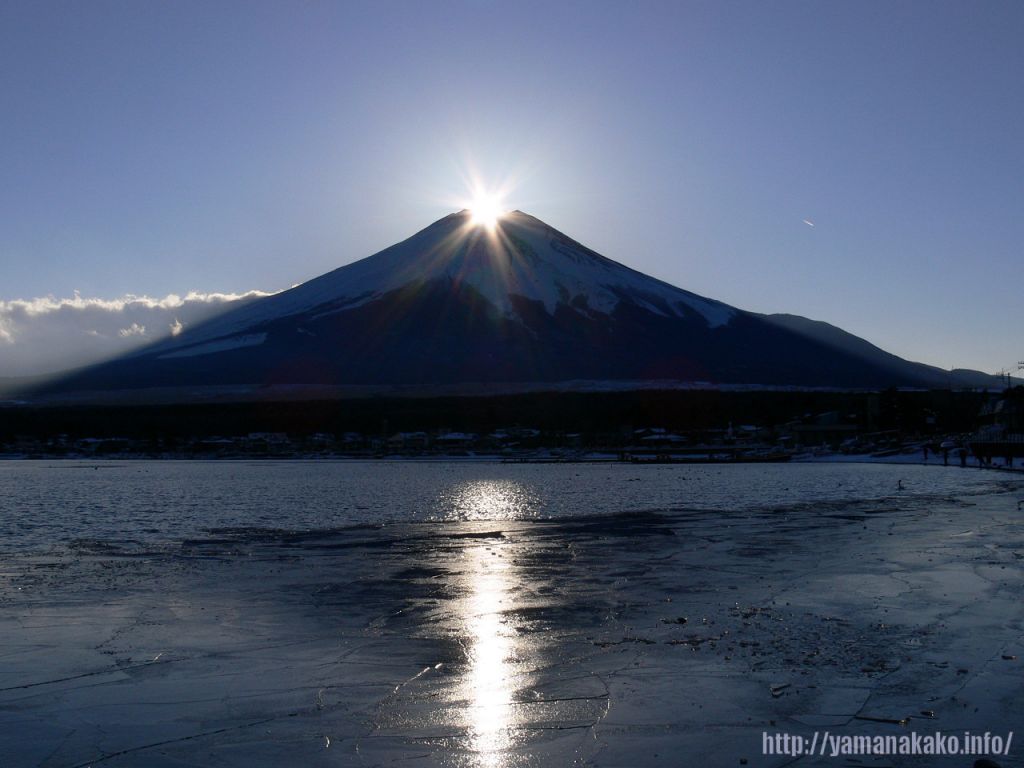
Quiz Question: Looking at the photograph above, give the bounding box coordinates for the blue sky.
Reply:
[1,0,1022,376]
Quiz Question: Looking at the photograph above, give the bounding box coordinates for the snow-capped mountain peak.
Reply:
[39,209,988,395]
[149,210,734,356]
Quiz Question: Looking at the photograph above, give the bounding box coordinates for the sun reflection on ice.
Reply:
[467,543,514,766]
[456,482,525,767]
[448,479,539,521]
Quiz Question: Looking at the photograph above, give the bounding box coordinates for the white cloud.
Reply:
[118,322,147,338]
[0,289,274,377]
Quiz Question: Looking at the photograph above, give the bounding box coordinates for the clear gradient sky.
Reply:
[1,0,1022,376]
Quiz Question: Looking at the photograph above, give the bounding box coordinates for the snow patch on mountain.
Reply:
[302,211,735,328]
[158,333,267,359]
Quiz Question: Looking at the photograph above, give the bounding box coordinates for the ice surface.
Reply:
[1,465,1022,767]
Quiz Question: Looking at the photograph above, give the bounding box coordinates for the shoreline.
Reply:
[2,451,1022,474]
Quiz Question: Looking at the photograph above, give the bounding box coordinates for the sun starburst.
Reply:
[468,192,505,229]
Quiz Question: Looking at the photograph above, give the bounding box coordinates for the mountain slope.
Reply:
[758,314,997,389]
[138,210,735,357]
[33,210,997,397]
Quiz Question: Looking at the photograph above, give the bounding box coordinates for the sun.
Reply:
[468,193,505,229]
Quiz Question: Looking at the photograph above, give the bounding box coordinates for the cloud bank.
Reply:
[0,290,274,377]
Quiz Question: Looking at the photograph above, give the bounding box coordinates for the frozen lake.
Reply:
[1,461,1023,767]
[0,459,1014,551]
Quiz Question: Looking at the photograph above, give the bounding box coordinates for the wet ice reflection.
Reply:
[466,543,514,766]
[443,480,539,521]
[456,483,524,767]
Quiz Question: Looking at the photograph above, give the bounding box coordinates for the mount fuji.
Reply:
[33,210,997,399]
